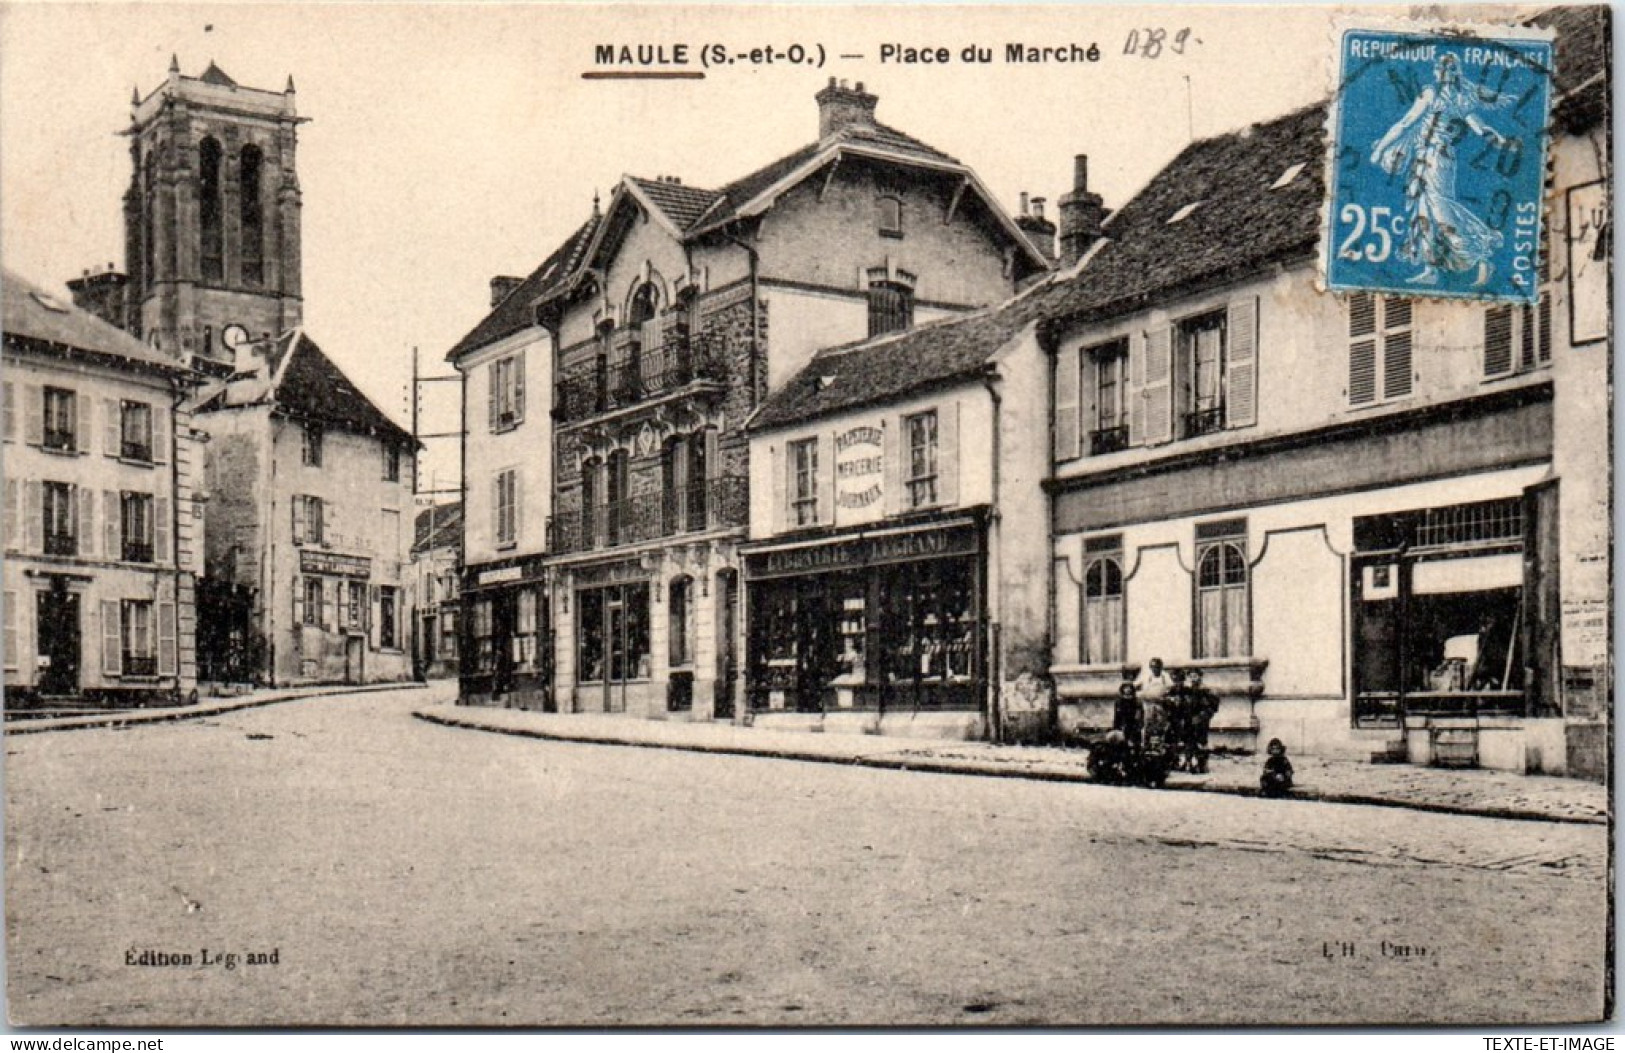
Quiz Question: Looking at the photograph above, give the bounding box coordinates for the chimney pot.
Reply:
[1032,197,1046,221]
[1019,191,1030,216]
[489,275,525,308]
[1074,154,1089,193]
[815,79,880,139]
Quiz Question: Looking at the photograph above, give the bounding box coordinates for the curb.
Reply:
[412,708,1607,828]
[6,681,428,736]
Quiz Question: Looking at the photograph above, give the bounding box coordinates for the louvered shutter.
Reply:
[1225,298,1258,428]
[1142,326,1174,444]
[75,485,91,557]
[816,432,835,526]
[3,591,16,670]
[25,481,41,553]
[158,592,177,676]
[770,445,787,534]
[23,385,41,445]
[104,490,119,558]
[293,577,304,627]
[487,362,499,430]
[102,600,122,676]
[155,497,170,563]
[1536,294,1552,364]
[322,498,334,548]
[1349,292,1378,404]
[937,402,960,507]
[2,481,15,552]
[881,420,902,516]
[291,496,305,544]
[321,579,335,630]
[1484,304,1514,378]
[1126,333,1145,446]
[152,404,168,463]
[1054,348,1080,461]
[513,355,526,424]
[104,399,120,455]
[74,393,86,453]
[1382,298,1413,399]
[370,585,381,649]
[492,474,504,544]
[513,471,523,541]
[2,381,13,441]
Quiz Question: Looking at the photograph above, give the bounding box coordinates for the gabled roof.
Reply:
[626,177,723,231]
[1,268,191,376]
[198,61,238,87]
[443,215,599,363]
[412,501,462,555]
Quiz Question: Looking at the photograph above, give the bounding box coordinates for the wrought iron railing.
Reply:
[548,475,748,554]
[1090,425,1129,455]
[554,333,728,423]
[1184,406,1226,438]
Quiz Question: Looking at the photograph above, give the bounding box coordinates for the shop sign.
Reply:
[478,566,523,586]
[299,550,371,579]
[747,524,978,580]
[573,559,649,587]
[835,425,884,511]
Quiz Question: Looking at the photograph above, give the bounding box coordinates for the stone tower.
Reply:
[119,57,304,373]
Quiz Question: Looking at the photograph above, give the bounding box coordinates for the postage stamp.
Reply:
[1322,22,1556,304]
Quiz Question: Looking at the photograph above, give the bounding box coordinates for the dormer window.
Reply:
[878,195,903,238]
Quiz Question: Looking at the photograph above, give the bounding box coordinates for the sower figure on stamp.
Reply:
[1370,52,1520,288]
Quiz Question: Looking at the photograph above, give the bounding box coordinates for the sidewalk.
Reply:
[5,680,439,735]
[414,702,1609,826]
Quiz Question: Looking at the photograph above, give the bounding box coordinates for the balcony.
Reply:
[1183,406,1226,438]
[548,476,748,555]
[1089,425,1129,456]
[554,333,728,425]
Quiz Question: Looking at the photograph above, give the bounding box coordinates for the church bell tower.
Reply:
[121,57,305,373]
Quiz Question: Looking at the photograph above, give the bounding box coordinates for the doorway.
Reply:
[36,583,80,697]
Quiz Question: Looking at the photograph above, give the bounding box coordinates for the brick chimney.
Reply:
[1015,194,1058,262]
[66,264,130,332]
[1058,154,1109,267]
[816,78,878,139]
[490,275,524,308]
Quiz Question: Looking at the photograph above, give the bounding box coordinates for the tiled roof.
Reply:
[220,329,416,446]
[198,62,238,87]
[443,215,599,362]
[1,269,190,375]
[628,177,724,230]
[412,501,462,554]
[1537,4,1611,132]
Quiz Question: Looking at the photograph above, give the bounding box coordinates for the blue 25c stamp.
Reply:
[1323,24,1554,304]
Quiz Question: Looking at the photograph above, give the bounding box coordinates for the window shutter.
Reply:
[1536,294,1552,364]
[25,481,42,553]
[322,499,334,548]
[291,496,305,544]
[492,474,504,543]
[104,490,119,557]
[3,591,16,670]
[3,480,16,552]
[104,399,120,455]
[1126,333,1145,446]
[322,579,335,630]
[513,471,523,540]
[102,600,122,676]
[1383,298,1413,399]
[2,381,13,441]
[293,577,304,627]
[155,497,171,563]
[158,596,177,676]
[1225,298,1258,427]
[370,585,381,649]
[938,402,960,507]
[1349,292,1378,404]
[487,362,499,431]
[513,355,526,424]
[1054,348,1080,461]
[74,393,87,453]
[816,432,835,526]
[879,420,902,516]
[76,485,92,557]
[23,385,41,446]
[1484,304,1514,378]
[771,445,787,534]
[1142,326,1174,444]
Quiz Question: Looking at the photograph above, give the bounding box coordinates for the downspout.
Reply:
[981,368,1004,743]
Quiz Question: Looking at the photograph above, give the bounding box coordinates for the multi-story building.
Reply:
[3,270,202,706]
[410,500,462,680]
[1040,6,1610,773]
[446,79,1049,719]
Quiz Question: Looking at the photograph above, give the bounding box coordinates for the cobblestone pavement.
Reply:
[5,688,1608,1026]
[416,702,1608,826]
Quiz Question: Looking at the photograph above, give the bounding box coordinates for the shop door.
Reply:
[37,585,80,697]
[493,591,517,697]
[795,590,837,712]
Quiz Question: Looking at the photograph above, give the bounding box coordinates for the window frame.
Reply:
[904,409,940,509]
[120,401,154,462]
[379,585,399,650]
[866,279,915,338]
[1194,531,1250,659]
[303,577,325,628]
[789,438,819,527]
[1080,546,1126,665]
[383,443,402,483]
[42,481,76,556]
[121,491,156,563]
[42,387,76,452]
[121,598,157,676]
[1088,338,1130,455]
[1348,293,1415,407]
[301,421,324,467]
[1180,310,1228,437]
[878,195,904,238]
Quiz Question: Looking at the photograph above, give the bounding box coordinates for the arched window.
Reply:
[1196,539,1249,658]
[605,449,629,545]
[198,138,224,282]
[878,194,903,237]
[1082,555,1125,664]
[867,278,914,337]
[239,144,264,286]
[579,456,602,549]
[627,281,659,328]
[669,576,694,667]
[142,152,157,289]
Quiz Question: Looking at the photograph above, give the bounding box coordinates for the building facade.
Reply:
[410,501,462,681]
[3,271,202,707]
[1042,8,1610,774]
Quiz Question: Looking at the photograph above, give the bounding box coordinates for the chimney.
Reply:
[1058,154,1109,267]
[815,78,879,139]
[490,275,524,308]
[1014,192,1058,262]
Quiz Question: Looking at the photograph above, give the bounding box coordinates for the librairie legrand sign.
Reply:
[747,523,979,580]
[835,426,883,512]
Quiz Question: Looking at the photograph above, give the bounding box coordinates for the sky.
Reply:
[0,2,1353,490]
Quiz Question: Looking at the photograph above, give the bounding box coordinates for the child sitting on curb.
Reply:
[1260,738,1294,798]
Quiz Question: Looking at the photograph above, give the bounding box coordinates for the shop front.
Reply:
[459,555,551,709]
[743,516,987,727]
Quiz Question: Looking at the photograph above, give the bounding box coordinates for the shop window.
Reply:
[121,491,155,563]
[473,597,494,673]
[199,138,224,283]
[1089,340,1129,455]
[121,401,154,462]
[301,421,324,467]
[577,583,650,685]
[878,195,903,238]
[515,588,538,670]
[1195,522,1248,659]
[789,439,819,527]
[867,279,914,337]
[1416,497,1524,549]
[121,599,156,677]
[881,560,976,706]
[42,481,76,556]
[42,387,76,451]
[905,411,939,509]
[1081,539,1125,665]
[1348,293,1413,405]
[303,577,324,628]
[347,581,365,631]
[669,576,693,667]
